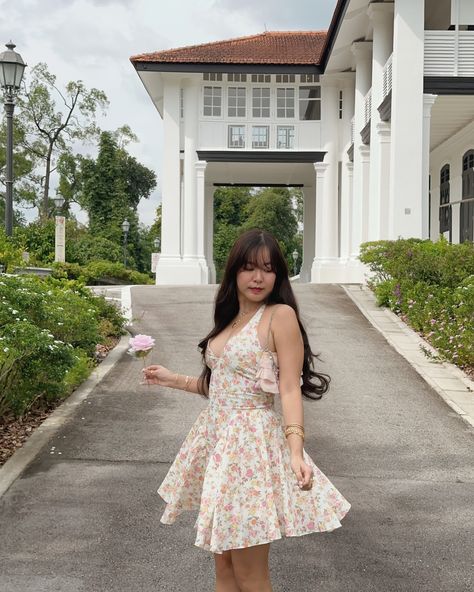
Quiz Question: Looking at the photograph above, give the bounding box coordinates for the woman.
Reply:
[143,229,350,591]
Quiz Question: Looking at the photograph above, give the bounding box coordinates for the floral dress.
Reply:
[157,304,351,554]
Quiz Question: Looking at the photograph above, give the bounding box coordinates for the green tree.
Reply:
[16,62,108,219]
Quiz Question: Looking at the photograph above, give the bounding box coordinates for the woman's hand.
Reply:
[290,454,314,491]
[142,364,175,387]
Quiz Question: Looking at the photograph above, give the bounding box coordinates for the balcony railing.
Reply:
[382,53,393,100]
[350,116,355,145]
[363,89,372,126]
[424,31,474,76]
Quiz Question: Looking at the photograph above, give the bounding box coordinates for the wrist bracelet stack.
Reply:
[284,423,305,441]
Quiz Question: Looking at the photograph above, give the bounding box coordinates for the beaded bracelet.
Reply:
[284,426,305,441]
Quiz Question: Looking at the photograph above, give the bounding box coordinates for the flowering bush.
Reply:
[0,274,125,417]
[360,239,474,370]
[52,260,153,285]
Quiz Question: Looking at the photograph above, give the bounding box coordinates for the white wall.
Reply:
[429,119,474,243]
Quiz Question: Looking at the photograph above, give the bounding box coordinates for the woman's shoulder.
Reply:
[268,303,297,323]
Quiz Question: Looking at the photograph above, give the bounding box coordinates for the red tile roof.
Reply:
[131,31,327,66]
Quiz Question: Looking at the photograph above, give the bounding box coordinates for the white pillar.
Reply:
[340,161,353,262]
[155,78,182,284]
[422,94,437,239]
[196,160,210,282]
[389,0,425,239]
[300,185,315,283]
[181,79,203,283]
[350,41,372,262]
[311,76,341,283]
[367,2,394,241]
[377,122,392,238]
[205,183,216,283]
[360,144,371,244]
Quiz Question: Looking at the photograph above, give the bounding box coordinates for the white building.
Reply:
[131,0,474,285]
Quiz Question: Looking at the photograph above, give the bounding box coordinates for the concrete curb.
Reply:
[0,334,130,498]
[342,284,474,429]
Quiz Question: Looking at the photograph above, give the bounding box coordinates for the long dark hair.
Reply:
[197,229,330,399]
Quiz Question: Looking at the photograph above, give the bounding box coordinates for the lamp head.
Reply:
[53,195,65,209]
[122,219,130,233]
[0,41,26,93]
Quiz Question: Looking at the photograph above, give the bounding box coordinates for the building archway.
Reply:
[461,150,474,243]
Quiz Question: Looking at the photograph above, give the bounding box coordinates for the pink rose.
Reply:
[128,334,155,358]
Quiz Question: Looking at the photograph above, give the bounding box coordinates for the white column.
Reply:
[155,78,182,284]
[350,41,372,262]
[205,183,216,283]
[377,122,392,238]
[300,185,315,283]
[195,160,210,282]
[311,76,341,283]
[389,0,425,239]
[360,144,371,244]
[340,162,353,262]
[367,2,394,241]
[422,94,437,239]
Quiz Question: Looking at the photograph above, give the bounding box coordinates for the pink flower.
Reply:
[128,334,155,359]
[129,334,155,351]
[246,468,254,478]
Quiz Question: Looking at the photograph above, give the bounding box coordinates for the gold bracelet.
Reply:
[184,375,191,392]
[284,426,305,440]
[285,423,304,430]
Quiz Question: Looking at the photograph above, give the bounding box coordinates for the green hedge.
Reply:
[52,260,153,285]
[0,274,125,417]
[359,238,474,368]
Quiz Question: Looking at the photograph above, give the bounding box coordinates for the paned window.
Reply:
[439,165,451,234]
[251,74,271,83]
[277,126,295,149]
[228,87,246,117]
[227,73,247,82]
[252,87,270,117]
[180,88,184,119]
[252,126,269,149]
[203,86,222,117]
[339,90,343,119]
[299,86,321,120]
[300,74,319,83]
[277,88,295,118]
[228,125,245,148]
[276,74,295,83]
[203,73,222,81]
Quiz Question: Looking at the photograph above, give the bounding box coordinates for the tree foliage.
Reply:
[13,62,108,219]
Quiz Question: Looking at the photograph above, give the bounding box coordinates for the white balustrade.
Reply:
[350,116,355,145]
[363,89,372,127]
[382,53,393,100]
[424,31,474,77]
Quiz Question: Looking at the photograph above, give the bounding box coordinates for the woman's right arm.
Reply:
[142,365,207,396]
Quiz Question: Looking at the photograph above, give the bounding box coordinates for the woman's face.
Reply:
[236,248,276,305]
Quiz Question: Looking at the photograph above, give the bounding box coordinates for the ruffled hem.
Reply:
[156,405,351,554]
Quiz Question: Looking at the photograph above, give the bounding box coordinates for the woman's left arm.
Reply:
[273,305,313,489]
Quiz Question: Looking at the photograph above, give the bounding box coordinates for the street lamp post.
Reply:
[53,194,66,262]
[0,42,26,236]
[292,249,299,277]
[122,219,130,267]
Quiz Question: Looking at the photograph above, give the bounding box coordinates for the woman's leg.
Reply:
[214,550,240,592]
[230,543,272,592]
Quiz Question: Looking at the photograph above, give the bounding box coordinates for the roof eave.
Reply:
[131,61,323,74]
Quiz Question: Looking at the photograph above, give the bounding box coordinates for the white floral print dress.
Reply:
[157,304,351,554]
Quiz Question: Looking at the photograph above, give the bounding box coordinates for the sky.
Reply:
[0,0,337,227]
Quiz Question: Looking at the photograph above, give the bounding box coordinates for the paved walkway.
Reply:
[0,285,473,592]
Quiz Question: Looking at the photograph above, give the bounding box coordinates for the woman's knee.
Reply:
[214,551,234,578]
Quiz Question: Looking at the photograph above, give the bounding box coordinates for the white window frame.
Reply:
[276,87,295,118]
[252,87,271,118]
[252,125,269,149]
[203,72,223,81]
[276,125,295,149]
[298,86,321,121]
[227,73,247,82]
[276,74,295,83]
[228,125,246,148]
[228,86,246,117]
[203,86,222,117]
[251,74,271,83]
